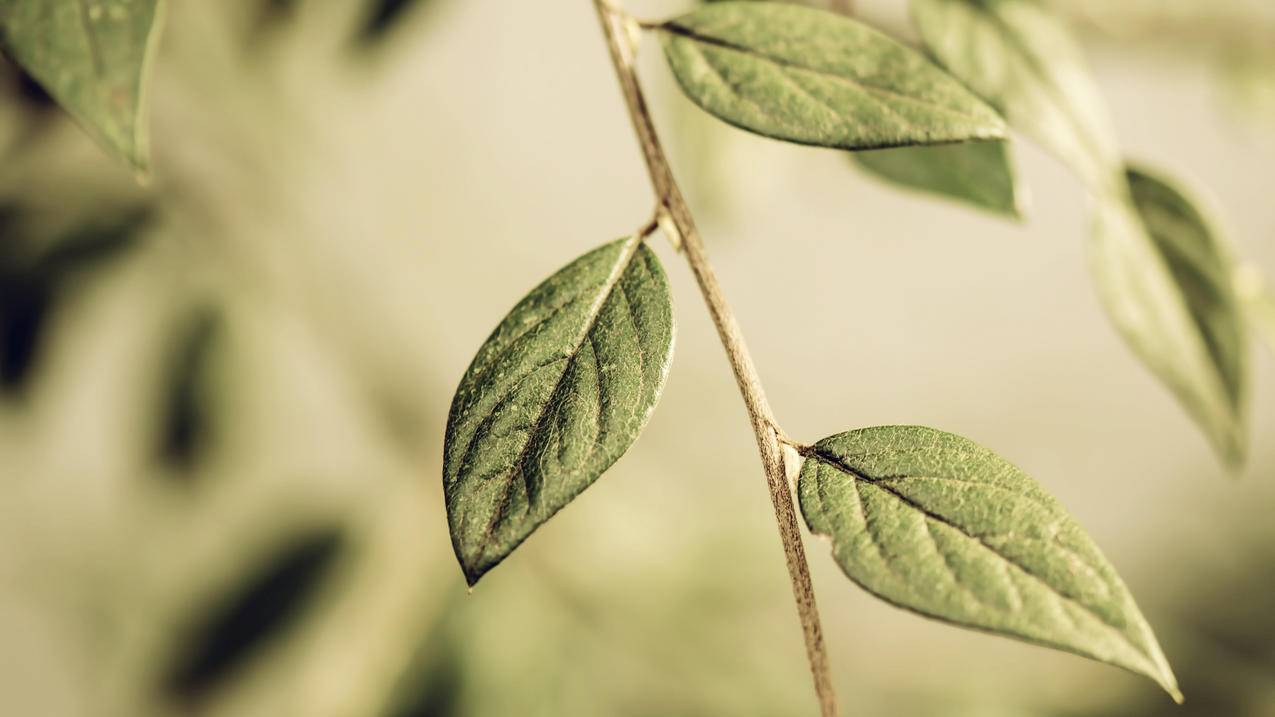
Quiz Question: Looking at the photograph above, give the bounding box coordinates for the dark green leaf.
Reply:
[851,140,1022,218]
[1091,169,1248,467]
[0,209,146,394]
[798,426,1180,700]
[163,528,343,701]
[658,2,1006,151]
[911,0,1121,190]
[158,306,222,472]
[443,237,675,585]
[354,0,434,47]
[0,0,163,170]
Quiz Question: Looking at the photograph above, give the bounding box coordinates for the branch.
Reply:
[591,3,839,716]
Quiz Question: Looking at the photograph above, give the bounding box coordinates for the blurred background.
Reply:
[1,0,1274,715]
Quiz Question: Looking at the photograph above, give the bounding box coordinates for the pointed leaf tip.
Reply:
[798,426,1179,697]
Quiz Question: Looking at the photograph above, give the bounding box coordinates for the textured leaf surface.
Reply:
[798,426,1179,699]
[852,140,1022,218]
[911,0,1119,190]
[659,2,1006,151]
[0,0,163,169]
[1091,169,1247,466]
[443,237,674,585]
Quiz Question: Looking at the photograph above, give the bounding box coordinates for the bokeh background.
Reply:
[2,1,1274,715]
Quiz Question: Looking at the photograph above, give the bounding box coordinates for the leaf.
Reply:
[163,528,343,701]
[443,237,675,585]
[657,2,1006,151]
[798,425,1180,700]
[0,209,146,394]
[1091,168,1248,467]
[1234,265,1275,358]
[851,140,1023,218]
[911,0,1121,190]
[0,0,164,170]
[158,306,222,472]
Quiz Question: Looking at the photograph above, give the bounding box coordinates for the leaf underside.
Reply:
[798,426,1180,700]
[0,0,162,170]
[1091,169,1248,467]
[911,0,1120,190]
[852,140,1022,218]
[443,237,675,585]
[659,2,1006,151]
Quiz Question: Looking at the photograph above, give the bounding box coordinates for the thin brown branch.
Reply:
[591,3,839,716]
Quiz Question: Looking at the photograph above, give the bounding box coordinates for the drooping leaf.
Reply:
[798,425,1180,700]
[0,0,164,170]
[443,237,675,585]
[851,140,1022,218]
[163,528,343,701]
[1090,169,1248,467]
[657,2,1006,151]
[911,0,1121,190]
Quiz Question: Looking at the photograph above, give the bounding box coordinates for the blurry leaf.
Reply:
[0,276,51,391]
[798,425,1181,700]
[250,0,297,37]
[355,0,434,46]
[658,2,1006,151]
[911,0,1121,190]
[0,0,164,170]
[381,602,466,717]
[158,306,222,472]
[444,237,674,586]
[1090,169,1247,467]
[163,528,344,701]
[851,140,1022,218]
[1234,264,1275,359]
[0,210,146,393]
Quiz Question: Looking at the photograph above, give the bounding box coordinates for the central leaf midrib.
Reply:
[808,450,1145,661]
[471,238,644,563]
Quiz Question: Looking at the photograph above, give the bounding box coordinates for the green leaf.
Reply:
[911,0,1121,190]
[443,237,675,585]
[851,140,1022,218]
[1091,168,1248,467]
[798,425,1180,700]
[0,0,164,170]
[1235,265,1275,358]
[657,2,1006,151]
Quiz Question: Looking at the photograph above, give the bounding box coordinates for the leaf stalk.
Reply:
[591,3,839,715]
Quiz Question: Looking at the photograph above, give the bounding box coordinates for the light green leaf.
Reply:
[1234,265,1275,357]
[0,0,164,170]
[658,2,1006,151]
[798,426,1180,700]
[1091,168,1248,467]
[911,0,1121,190]
[443,237,675,585]
[851,140,1023,218]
